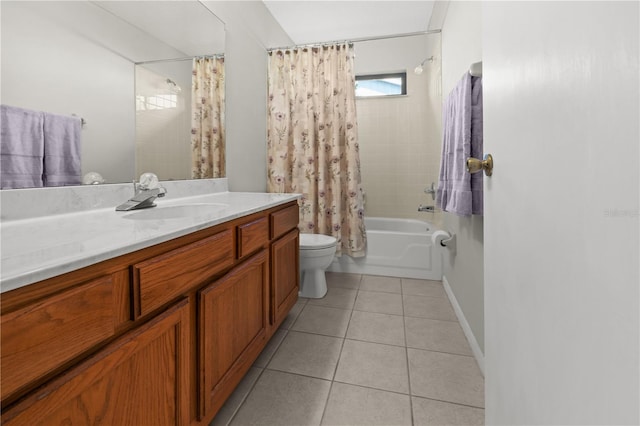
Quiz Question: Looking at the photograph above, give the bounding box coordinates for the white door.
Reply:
[483,2,639,424]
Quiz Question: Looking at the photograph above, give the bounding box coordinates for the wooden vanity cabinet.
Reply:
[0,200,300,426]
[3,300,190,426]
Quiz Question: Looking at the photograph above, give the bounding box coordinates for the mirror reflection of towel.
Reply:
[43,112,82,187]
[0,105,45,189]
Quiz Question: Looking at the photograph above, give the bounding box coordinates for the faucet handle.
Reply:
[139,172,160,190]
[424,182,436,200]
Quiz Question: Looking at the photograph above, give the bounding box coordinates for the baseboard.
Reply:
[442,275,485,376]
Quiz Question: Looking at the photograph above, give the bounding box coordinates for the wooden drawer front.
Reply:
[270,203,299,240]
[199,250,268,419]
[134,229,233,317]
[3,300,190,426]
[237,217,269,259]
[1,275,116,403]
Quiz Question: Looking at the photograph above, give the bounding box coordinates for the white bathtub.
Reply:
[328,217,443,280]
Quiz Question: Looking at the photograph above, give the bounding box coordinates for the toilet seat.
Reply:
[300,234,337,250]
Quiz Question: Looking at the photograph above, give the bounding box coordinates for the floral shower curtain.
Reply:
[267,43,366,257]
[191,55,225,178]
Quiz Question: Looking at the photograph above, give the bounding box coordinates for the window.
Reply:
[136,94,178,111]
[355,72,407,97]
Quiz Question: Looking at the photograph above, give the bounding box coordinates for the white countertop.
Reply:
[0,192,299,293]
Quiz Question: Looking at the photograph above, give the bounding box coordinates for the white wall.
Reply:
[440,1,485,354]
[1,1,135,184]
[202,1,293,192]
[354,35,443,226]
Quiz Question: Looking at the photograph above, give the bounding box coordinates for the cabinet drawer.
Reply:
[2,299,190,426]
[133,229,233,317]
[237,217,269,259]
[270,203,299,240]
[1,275,117,403]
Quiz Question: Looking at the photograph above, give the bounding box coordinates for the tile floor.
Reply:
[211,272,484,426]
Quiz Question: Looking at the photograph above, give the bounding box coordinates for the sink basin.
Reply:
[121,203,228,220]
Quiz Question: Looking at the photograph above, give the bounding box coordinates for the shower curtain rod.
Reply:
[135,53,223,66]
[268,29,441,52]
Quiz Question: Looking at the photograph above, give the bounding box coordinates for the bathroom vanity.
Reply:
[0,191,300,425]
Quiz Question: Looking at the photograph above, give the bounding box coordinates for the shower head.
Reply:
[166,78,182,93]
[414,56,434,75]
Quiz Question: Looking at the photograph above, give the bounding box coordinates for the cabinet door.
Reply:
[2,300,190,426]
[199,250,269,419]
[271,229,299,327]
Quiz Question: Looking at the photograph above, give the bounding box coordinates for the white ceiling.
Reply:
[94,1,225,58]
[263,1,435,45]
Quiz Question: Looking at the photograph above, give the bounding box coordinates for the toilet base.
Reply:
[299,269,328,298]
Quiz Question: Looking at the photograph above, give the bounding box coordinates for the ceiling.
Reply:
[94,1,225,58]
[263,1,435,45]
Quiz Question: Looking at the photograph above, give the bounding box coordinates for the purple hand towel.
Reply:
[0,105,45,189]
[436,73,483,216]
[43,112,82,187]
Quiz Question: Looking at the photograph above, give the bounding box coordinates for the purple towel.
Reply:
[43,112,82,187]
[436,73,483,216]
[0,105,45,189]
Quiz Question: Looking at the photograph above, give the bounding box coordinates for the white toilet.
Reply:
[299,233,338,298]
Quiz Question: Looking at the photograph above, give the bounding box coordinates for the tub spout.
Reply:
[418,205,434,212]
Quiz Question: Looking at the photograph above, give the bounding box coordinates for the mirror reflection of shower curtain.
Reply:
[191,56,225,178]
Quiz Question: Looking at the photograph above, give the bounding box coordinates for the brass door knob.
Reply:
[466,154,493,177]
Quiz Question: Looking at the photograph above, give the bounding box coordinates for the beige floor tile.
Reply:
[279,299,306,330]
[230,370,331,426]
[321,382,412,426]
[326,272,362,290]
[408,348,484,408]
[360,275,402,293]
[334,339,409,394]
[412,397,484,425]
[253,329,287,368]
[346,310,405,346]
[307,287,358,310]
[291,305,352,337]
[401,279,447,298]
[403,294,457,321]
[354,290,404,315]
[405,316,473,356]
[210,367,262,426]
[268,331,343,380]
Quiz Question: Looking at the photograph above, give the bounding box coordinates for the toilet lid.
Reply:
[300,233,337,249]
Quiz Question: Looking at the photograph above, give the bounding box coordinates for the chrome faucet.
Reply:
[115,179,166,211]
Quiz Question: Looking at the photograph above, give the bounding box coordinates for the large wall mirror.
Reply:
[0,1,225,188]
